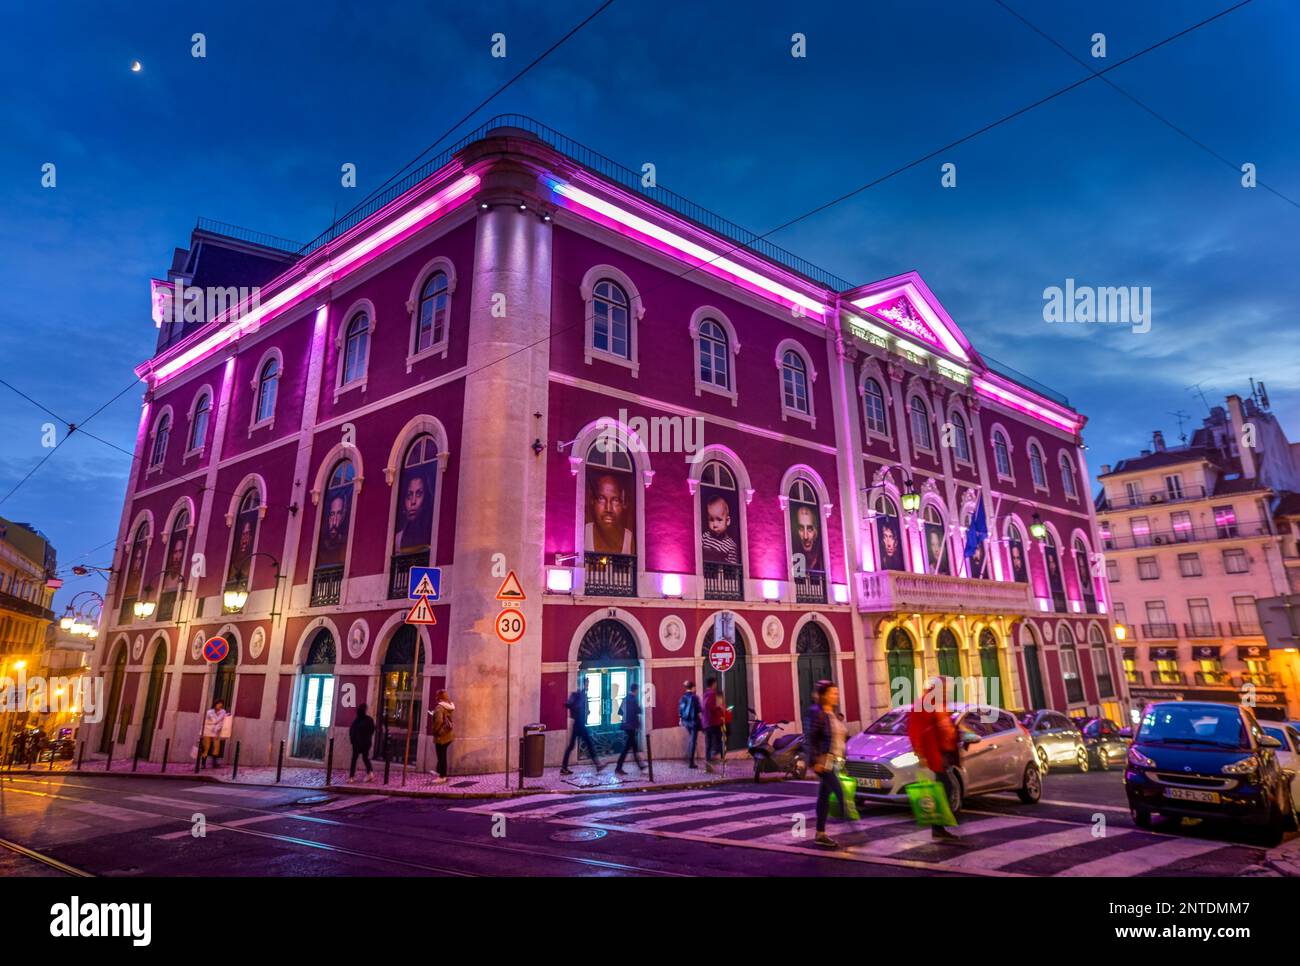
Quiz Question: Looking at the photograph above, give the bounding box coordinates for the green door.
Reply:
[796,622,833,719]
[136,645,167,759]
[702,620,750,751]
[936,628,962,679]
[886,627,917,705]
[99,646,127,753]
[1023,642,1047,709]
[978,629,1004,707]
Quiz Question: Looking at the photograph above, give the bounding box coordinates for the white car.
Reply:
[1262,722,1300,812]
[843,703,1042,814]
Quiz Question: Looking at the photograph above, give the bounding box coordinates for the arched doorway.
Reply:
[577,619,640,759]
[98,643,127,753]
[796,621,832,717]
[1021,625,1047,709]
[936,628,961,679]
[886,627,917,706]
[702,618,750,751]
[978,628,1004,706]
[379,626,424,765]
[136,641,168,759]
[211,634,238,711]
[294,629,336,760]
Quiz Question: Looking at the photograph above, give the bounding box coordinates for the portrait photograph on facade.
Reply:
[3,0,1297,937]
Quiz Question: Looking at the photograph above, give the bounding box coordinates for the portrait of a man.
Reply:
[166,530,188,588]
[1008,537,1028,583]
[226,509,259,584]
[968,540,987,579]
[316,484,353,567]
[791,502,825,575]
[585,468,635,555]
[876,513,903,572]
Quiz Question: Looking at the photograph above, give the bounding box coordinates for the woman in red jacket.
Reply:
[906,678,963,842]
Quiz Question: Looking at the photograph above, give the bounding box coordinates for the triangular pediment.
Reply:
[845,272,975,364]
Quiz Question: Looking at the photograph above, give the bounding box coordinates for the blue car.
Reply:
[1124,701,1295,845]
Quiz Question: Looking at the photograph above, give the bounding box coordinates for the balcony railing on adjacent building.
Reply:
[310,566,343,606]
[1230,622,1263,636]
[703,562,744,601]
[1125,669,1146,685]
[857,570,1035,615]
[1151,670,1186,685]
[1185,622,1221,638]
[1102,521,1273,551]
[1194,670,1232,686]
[583,553,637,597]
[1141,623,1179,639]
[1098,483,1209,511]
[0,589,54,622]
[388,551,429,600]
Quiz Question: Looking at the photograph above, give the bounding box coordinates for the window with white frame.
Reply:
[1106,559,1120,583]
[188,393,210,452]
[949,410,970,462]
[150,413,170,467]
[592,279,630,359]
[255,357,279,424]
[1165,474,1184,500]
[1137,556,1159,580]
[697,318,729,390]
[1124,480,1143,504]
[992,430,1012,477]
[1223,548,1248,573]
[414,271,449,354]
[1029,442,1046,488]
[1060,453,1077,497]
[341,312,370,386]
[781,350,809,414]
[863,378,889,435]
[909,396,933,451]
[1178,552,1202,577]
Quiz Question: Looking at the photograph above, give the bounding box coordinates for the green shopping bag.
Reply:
[829,771,860,820]
[906,777,957,827]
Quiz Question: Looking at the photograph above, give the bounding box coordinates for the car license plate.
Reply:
[1164,787,1220,803]
[857,778,888,790]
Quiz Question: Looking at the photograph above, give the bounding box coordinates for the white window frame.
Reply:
[689,307,739,405]
[334,299,376,398]
[249,347,283,434]
[989,424,1015,482]
[946,406,972,465]
[146,405,174,475]
[774,339,817,427]
[861,374,891,441]
[1027,437,1049,494]
[908,393,934,455]
[581,265,643,377]
[405,256,456,369]
[184,387,213,461]
[1059,451,1078,500]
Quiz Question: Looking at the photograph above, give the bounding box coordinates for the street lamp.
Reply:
[1114,623,1128,642]
[223,586,250,611]
[133,598,156,620]
[223,552,283,616]
[900,479,921,514]
[1030,513,1047,540]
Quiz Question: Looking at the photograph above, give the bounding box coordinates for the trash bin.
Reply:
[520,723,546,778]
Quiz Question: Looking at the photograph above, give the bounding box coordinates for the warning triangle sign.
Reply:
[495,570,526,602]
[406,595,437,625]
[411,573,438,598]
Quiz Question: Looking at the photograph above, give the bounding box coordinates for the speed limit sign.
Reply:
[495,608,526,644]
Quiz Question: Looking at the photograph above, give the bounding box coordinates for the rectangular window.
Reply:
[1233,595,1257,629]
[1137,557,1159,580]
[1106,560,1120,583]
[1165,475,1184,500]
[1131,516,1151,547]
[1114,603,1127,625]
[1171,511,1192,542]
[1100,522,1114,550]
[1145,601,1169,624]
[1125,481,1143,505]
[1223,549,1248,574]
[1178,552,1202,577]
[1188,598,1212,624]
[1213,505,1238,538]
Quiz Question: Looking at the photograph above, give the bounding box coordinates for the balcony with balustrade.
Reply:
[583,553,637,597]
[856,570,1035,616]
[703,562,744,601]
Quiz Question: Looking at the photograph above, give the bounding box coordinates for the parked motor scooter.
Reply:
[748,717,807,781]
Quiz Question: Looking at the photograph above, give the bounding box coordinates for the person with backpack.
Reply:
[700,677,724,772]
[615,683,646,774]
[348,703,376,782]
[428,689,455,783]
[804,679,847,849]
[560,678,603,774]
[678,681,702,768]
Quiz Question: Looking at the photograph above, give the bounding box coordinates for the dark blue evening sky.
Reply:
[2,0,1296,611]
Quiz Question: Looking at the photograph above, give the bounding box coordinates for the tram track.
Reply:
[0,774,690,877]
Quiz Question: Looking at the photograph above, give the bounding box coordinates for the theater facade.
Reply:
[90,120,1126,772]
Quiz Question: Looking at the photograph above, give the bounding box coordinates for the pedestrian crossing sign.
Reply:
[407,566,441,600]
[406,595,437,625]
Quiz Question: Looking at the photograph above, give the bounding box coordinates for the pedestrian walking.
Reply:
[348,703,376,782]
[199,700,228,769]
[701,677,724,772]
[804,680,847,849]
[907,677,964,842]
[560,678,602,774]
[428,690,454,783]
[615,683,646,774]
[678,680,702,768]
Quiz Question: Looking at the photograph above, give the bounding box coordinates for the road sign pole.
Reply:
[401,642,418,786]
[505,639,511,793]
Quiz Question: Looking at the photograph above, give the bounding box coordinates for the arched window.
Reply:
[1043,528,1066,612]
[950,410,970,462]
[583,439,637,594]
[1060,453,1077,498]
[700,460,742,599]
[1058,624,1084,704]
[1005,521,1029,582]
[1090,624,1115,697]
[295,628,337,760]
[978,628,1003,704]
[150,413,170,467]
[873,493,904,572]
[886,627,916,695]
[993,430,1012,477]
[312,459,356,605]
[863,378,889,435]
[1074,536,1097,613]
[698,319,729,390]
[789,478,826,599]
[255,357,279,424]
[415,271,449,354]
[226,488,261,592]
[1029,443,1047,487]
[188,393,210,452]
[781,351,809,414]
[341,312,370,385]
[923,505,949,575]
[910,396,932,450]
[592,280,630,359]
[160,508,190,611]
[122,521,150,608]
[936,627,961,678]
[390,435,439,597]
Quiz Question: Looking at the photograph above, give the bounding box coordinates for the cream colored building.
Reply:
[1096,391,1300,720]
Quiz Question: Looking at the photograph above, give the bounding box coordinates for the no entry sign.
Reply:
[708,639,735,672]
[202,636,229,664]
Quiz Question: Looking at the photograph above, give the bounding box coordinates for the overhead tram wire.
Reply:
[308,0,617,255]
[991,0,1295,211]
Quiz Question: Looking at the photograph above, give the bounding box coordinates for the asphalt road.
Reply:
[0,766,1295,877]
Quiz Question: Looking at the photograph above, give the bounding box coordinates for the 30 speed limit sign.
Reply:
[495,608,526,644]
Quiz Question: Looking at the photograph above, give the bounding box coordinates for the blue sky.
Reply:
[2,0,1296,612]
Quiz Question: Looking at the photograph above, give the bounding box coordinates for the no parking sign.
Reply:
[202,636,228,664]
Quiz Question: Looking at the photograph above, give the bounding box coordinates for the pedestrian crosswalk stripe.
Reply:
[940,824,1096,870]
[576,792,782,825]
[1054,837,1229,876]
[750,813,912,845]
[179,785,279,800]
[846,816,1028,857]
[70,801,145,823]
[454,789,717,818]
[129,794,217,812]
[626,797,804,831]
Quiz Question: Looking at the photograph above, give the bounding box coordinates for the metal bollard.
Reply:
[105,742,114,773]
[162,738,170,774]
[325,737,334,786]
[383,753,391,785]
[195,740,202,773]
[76,741,84,771]
[232,741,241,781]
[646,730,655,784]
[132,743,140,772]
[276,739,285,784]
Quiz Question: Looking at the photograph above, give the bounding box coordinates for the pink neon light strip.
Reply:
[550,181,829,319]
[152,174,480,383]
[972,376,1080,433]
[851,288,969,361]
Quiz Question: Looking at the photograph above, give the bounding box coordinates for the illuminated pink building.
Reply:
[90,120,1125,772]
